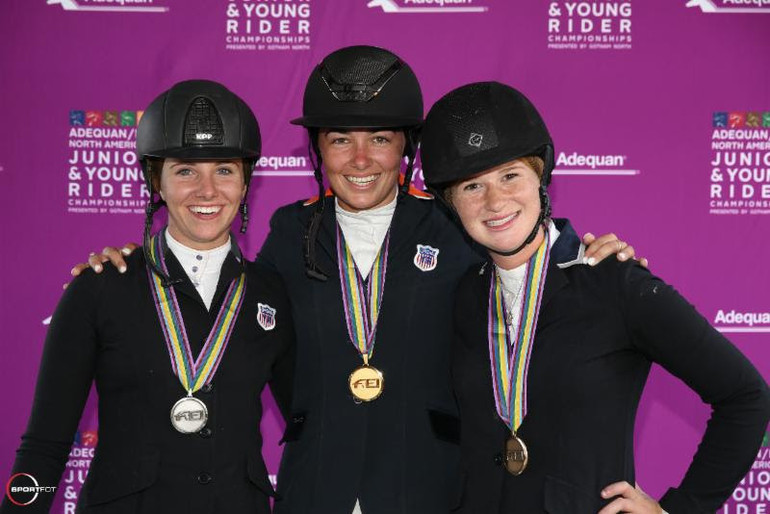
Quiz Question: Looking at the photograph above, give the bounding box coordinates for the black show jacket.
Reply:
[256,194,483,514]
[451,220,770,513]
[1,244,294,514]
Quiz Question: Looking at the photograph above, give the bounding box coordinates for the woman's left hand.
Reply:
[598,481,663,514]
[583,232,649,268]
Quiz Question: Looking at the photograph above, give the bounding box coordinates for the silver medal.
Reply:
[170,396,208,434]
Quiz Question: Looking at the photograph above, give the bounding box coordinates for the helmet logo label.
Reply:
[183,97,225,147]
[468,133,484,148]
[414,245,439,272]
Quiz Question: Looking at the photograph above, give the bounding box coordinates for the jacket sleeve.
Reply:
[619,263,770,513]
[267,275,296,423]
[255,204,295,273]
[0,273,101,513]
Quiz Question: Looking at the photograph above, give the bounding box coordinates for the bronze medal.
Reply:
[504,433,528,475]
[348,365,384,402]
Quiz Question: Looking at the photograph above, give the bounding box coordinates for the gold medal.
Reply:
[337,226,391,403]
[504,433,528,475]
[348,364,384,402]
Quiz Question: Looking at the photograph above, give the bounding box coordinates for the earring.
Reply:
[240,202,249,234]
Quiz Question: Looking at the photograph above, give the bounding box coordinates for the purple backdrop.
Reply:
[1,0,768,512]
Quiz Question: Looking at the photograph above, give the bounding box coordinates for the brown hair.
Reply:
[145,158,163,193]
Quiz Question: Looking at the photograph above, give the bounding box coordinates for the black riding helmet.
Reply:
[421,81,554,257]
[137,79,261,283]
[291,45,423,129]
[293,45,424,280]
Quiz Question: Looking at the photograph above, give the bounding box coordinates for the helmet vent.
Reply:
[320,51,402,102]
[183,96,225,146]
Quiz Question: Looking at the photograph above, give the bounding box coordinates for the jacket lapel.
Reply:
[209,243,245,315]
[540,219,581,312]
[309,197,339,278]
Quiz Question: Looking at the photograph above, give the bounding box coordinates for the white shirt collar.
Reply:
[334,190,397,279]
[165,229,230,310]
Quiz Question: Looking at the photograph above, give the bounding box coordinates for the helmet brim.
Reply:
[425,143,554,190]
[141,146,260,161]
[290,114,422,129]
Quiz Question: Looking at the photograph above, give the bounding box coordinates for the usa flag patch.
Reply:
[413,244,439,272]
[257,303,276,331]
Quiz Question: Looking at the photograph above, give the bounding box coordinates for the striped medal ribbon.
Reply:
[146,232,247,433]
[336,224,391,402]
[487,226,551,475]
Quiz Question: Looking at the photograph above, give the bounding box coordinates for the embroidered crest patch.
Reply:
[257,303,276,331]
[414,244,439,272]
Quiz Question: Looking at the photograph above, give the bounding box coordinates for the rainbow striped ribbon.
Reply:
[146,232,246,394]
[487,228,551,433]
[336,224,391,362]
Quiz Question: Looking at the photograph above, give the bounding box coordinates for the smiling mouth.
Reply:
[345,174,380,186]
[485,212,518,227]
[189,205,223,215]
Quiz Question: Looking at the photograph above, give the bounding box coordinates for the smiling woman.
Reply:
[0,80,295,514]
[317,129,405,213]
[449,158,544,269]
[420,81,770,514]
[155,159,247,250]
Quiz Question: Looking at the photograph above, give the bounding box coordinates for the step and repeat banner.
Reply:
[1,0,768,512]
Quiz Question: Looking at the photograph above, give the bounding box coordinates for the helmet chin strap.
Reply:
[398,128,419,198]
[303,132,329,282]
[485,186,551,257]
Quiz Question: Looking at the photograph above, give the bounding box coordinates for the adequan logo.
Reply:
[713,310,770,333]
[553,151,639,176]
[685,0,770,13]
[47,0,168,12]
[367,0,488,14]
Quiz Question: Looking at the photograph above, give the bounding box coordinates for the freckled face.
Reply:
[449,159,542,254]
[318,129,404,212]
[159,158,246,250]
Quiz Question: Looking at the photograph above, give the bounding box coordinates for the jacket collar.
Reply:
[160,232,245,313]
[541,219,578,310]
[310,193,426,278]
[478,218,583,311]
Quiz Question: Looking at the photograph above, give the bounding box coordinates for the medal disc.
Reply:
[504,434,529,475]
[170,396,208,434]
[348,365,384,402]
